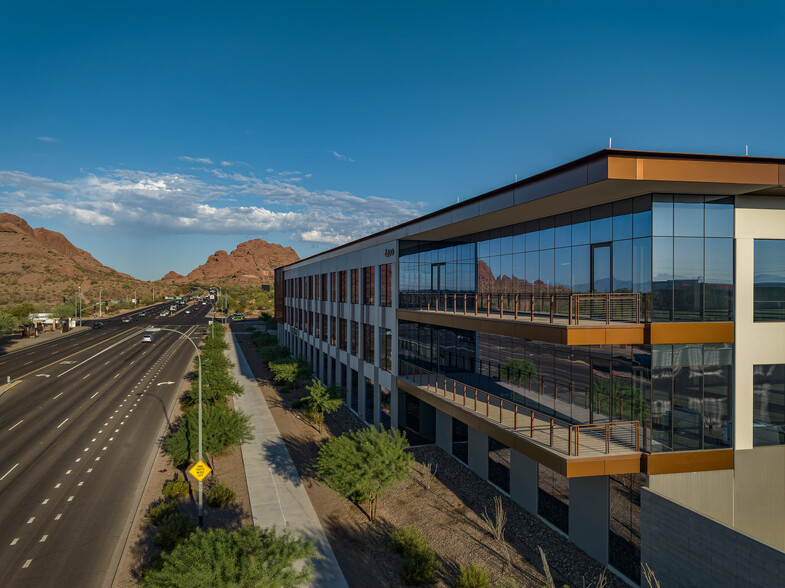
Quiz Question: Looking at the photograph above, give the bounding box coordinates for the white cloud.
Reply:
[178,155,214,164]
[220,161,233,167]
[331,151,355,162]
[0,165,423,247]
[36,136,59,143]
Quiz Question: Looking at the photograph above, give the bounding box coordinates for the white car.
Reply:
[142,333,153,343]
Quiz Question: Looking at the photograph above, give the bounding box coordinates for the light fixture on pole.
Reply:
[145,326,205,527]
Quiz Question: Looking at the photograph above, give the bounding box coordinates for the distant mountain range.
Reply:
[0,212,299,309]
[159,239,299,285]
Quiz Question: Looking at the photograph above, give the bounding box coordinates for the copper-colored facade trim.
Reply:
[643,449,734,475]
[648,322,734,344]
[397,310,735,345]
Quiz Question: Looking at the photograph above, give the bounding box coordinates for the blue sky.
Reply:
[1,1,784,280]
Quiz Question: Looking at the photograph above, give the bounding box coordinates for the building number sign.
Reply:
[384,248,395,258]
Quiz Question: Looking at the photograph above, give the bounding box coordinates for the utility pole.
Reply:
[78,287,82,327]
[99,287,104,318]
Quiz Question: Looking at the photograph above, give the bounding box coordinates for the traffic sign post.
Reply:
[189,460,212,481]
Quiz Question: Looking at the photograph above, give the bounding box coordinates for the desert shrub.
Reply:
[389,525,441,585]
[145,499,180,526]
[153,512,194,551]
[162,475,189,499]
[206,480,236,507]
[454,563,490,588]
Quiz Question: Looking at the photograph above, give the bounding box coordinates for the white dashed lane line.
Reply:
[8,420,23,431]
[56,418,68,429]
[22,559,32,568]
[1,463,19,481]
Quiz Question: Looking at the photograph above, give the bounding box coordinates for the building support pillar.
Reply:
[510,449,538,516]
[569,475,609,565]
[467,427,488,480]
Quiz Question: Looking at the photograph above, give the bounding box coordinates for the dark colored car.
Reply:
[92,322,104,329]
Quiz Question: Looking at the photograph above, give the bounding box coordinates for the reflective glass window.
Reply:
[753,364,785,446]
[540,227,554,250]
[555,213,571,248]
[613,239,632,293]
[489,235,501,257]
[571,222,589,245]
[525,251,539,288]
[512,232,526,255]
[652,196,673,236]
[652,237,673,321]
[632,238,652,294]
[705,196,734,237]
[703,365,731,448]
[512,254,526,289]
[500,234,513,255]
[633,210,652,238]
[572,245,590,293]
[754,240,785,322]
[704,238,733,321]
[613,214,633,241]
[540,249,554,289]
[673,238,703,321]
[651,367,673,451]
[554,248,571,291]
[673,197,704,237]
[478,238,490,258]
[591,216,613,244]
[525,229,539,252]
[672,364,702,450]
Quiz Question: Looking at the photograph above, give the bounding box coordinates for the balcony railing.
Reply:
[399,360,640,458]
[399,291,648,324]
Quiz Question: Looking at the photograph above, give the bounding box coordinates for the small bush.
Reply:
[145,499,180,526]
[153,511,193,551]
[390,525,441,585]
[162,474,189,499]
[206,480,236,507]
[454,563,490,588]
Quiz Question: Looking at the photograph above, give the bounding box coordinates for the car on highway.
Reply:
[121,316,131,323]
[142,333,153,342]
[185,309,191,314]
[159,311,168,317]
[92,322,104,329]
[230,314,244,321]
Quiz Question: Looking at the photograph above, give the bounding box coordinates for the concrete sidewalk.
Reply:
[226,331,349,588]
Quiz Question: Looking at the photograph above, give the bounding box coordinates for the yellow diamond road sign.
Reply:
[189,460,211,481]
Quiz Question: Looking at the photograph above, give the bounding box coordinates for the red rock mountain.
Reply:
[160,239,299,285]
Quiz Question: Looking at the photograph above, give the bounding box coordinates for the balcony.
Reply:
[397,292,734,346]
[399,361,640,463]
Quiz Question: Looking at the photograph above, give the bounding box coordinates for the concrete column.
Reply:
[467,427,488,480]
[569,475,609,564]
[391,382,401,430]
[434,409,452,452]
[419,401,435,442]
[510,449,538,515]
[358,376,367,421]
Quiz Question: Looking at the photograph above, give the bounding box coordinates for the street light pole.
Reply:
[134,288,138,308]
[99,288,104,318]
[78,287,82,327]
[146,326,204,527]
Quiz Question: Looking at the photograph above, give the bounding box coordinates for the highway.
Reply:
[0,300,214,587]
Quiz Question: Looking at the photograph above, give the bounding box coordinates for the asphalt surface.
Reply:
[0,300,216,587]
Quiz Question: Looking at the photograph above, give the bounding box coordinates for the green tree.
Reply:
[50,303,76,319]
[317,426,414,522]
[165,403,254,470]
[142,525,318,588]
[499,358,538,382]
[296,379,343,433]
[269,360,298,390]
[7,302,36,322]
[0,311,19,334]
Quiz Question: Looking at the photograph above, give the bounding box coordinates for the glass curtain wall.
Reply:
[399,194,734,322]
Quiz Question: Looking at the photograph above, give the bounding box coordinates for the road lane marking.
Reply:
[65,469,71,474]
[27,517,35,524]
[114,374,120,379]
[8,420,23,430]
[54,514,62,520]
[91,438,96,442]
[24,361,32,365]
[42,499,49,504]
[53,392,63,399]
[10,538,18,545]
[78,481,84,486]
[87,468,93,473]
[39,535,47,542]
[57,418,69,428]
[75,458,81,462]
[84,448,89,452]
[67,496,74,502]
[1,463,19,480]
[83,373,91,379]
[22,559,32,568]
[102,446,107,450]
[90,391,100,399]
[95,457,101,461]
[55,483,61,488]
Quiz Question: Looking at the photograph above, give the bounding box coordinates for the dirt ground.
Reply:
[234,334,627,588]
[112,380,252,587]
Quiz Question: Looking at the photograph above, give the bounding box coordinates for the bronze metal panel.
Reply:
[604,327,645,345]
[606,155,637,180]
[638,158,779,185]
[643,449,734,475]
[647,322,734,344]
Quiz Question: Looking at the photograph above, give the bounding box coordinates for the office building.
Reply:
[274,149,785,585]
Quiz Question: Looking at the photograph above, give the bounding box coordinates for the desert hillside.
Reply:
[0,213,164,310]
[160,238,299,285]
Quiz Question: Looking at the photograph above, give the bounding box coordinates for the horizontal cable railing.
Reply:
[399,291,648,324]
[399,360,640,457]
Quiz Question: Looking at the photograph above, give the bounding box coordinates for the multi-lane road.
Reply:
[0,301,215,587]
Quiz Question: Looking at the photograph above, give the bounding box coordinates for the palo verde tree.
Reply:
[142,525,319,588]
[165,402,254,471]
[316,426,414,522]
[295,378,343,433]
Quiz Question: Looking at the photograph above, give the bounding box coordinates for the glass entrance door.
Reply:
[591,243,612,293]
